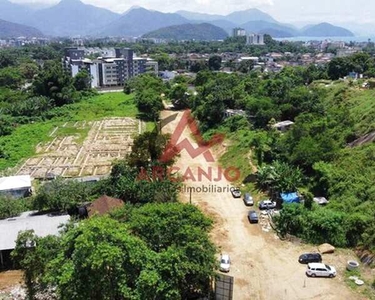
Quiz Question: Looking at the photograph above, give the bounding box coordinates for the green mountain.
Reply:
[225,8,277,24]
[241,20,298,38]
[29,0,120,36]
[143,23,228,41]
[0,18,43,37]
[301,22,354,37]
[101,7,189,37]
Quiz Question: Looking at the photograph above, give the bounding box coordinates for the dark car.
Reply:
[231,187,241,198]
[298,253,322,264]
[248,210,258,223]
[243,193,254,206]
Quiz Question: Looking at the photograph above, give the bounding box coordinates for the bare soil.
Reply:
[161,110,364,300]
[0,271,23,291]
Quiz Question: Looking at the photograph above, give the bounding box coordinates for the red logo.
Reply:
[159,110,225,163]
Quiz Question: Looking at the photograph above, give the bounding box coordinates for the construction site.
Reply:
[17,118,142,179]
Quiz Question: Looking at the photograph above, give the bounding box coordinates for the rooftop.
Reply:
[273,120,295,128]
[0,175,32,192]
[0,211,70,251]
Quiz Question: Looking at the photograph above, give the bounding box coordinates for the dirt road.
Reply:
[161,110,361,300]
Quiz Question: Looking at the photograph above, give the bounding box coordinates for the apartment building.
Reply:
[246,34,265,45]
[232,28,246,37]
[63,47,158,88]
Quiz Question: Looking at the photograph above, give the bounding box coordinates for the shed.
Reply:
[272,121,294,132]
[0,211,70,267]
[0,175,32,199]
[281,192,300,204]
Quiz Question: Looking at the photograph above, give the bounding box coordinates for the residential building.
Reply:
[246,34,265,45]
[232,28,246,37]
[63,47,158,88]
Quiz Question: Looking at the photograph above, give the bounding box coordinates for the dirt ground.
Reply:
[161,110,364,300]
[0,271,23,291]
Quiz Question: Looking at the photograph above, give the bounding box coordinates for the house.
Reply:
[0,211,70,268]
[87,195,124,217]
[0,175,32,199]
[224,109,246,119]
[272,120,294,132]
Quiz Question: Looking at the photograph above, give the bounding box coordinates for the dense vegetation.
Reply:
[11,127,216,299]
[188,62,375,251]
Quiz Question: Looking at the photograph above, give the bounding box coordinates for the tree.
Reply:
[33,178,93,212]
[256,161,304,201]
[237,59,254,73]
[101,161,180,204]
[134,89,164,121]
[0,114,13,136]
[0,196,30,219]
[118,203,217,298]
[0,67,24,88]
[169,83,190,109]
[194,94,225,129]
[19,63,39,80]
[127,131,172,169]
[12,230,60,299]
[208,55,222,71]
[44,217,156,300]
[73,69,92,91]
[32,61,77,107]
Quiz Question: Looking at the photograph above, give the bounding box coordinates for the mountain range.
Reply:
[143,23,228,41]
[0,0,355,39]
[0,18,43,38]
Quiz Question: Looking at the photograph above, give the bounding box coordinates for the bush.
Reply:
[0,196,31,219]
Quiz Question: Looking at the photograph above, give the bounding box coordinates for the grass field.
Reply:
[0,93,138,172]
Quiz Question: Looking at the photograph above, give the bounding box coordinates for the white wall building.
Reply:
[246,34,265,45]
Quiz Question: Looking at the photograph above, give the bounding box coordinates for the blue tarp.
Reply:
[280,192,300,204]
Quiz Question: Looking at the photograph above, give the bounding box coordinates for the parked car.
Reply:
[219,254,231,272]
[298,253,322,264]
[248,210,258,223]
[306,263,336,278]
[231,187,241,198]
[243,193,254,206]
[259,200,277,210]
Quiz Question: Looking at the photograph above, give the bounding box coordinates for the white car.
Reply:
[306,263,337,278]
[259,200,277,210]
[219,254,231,272]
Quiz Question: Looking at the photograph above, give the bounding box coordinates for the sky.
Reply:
[10,0,375,26]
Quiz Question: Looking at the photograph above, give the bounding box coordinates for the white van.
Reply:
[306,263,337,278]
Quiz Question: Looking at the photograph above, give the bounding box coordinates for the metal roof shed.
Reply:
[0,175,31,192]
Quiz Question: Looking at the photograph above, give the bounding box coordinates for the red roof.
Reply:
[88,195,124,217]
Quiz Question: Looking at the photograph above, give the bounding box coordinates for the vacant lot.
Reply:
[17,117,141,179]
[0,93,139,173]
[161,110,363,300]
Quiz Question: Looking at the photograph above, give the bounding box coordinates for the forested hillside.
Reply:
[187,56,375,252]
